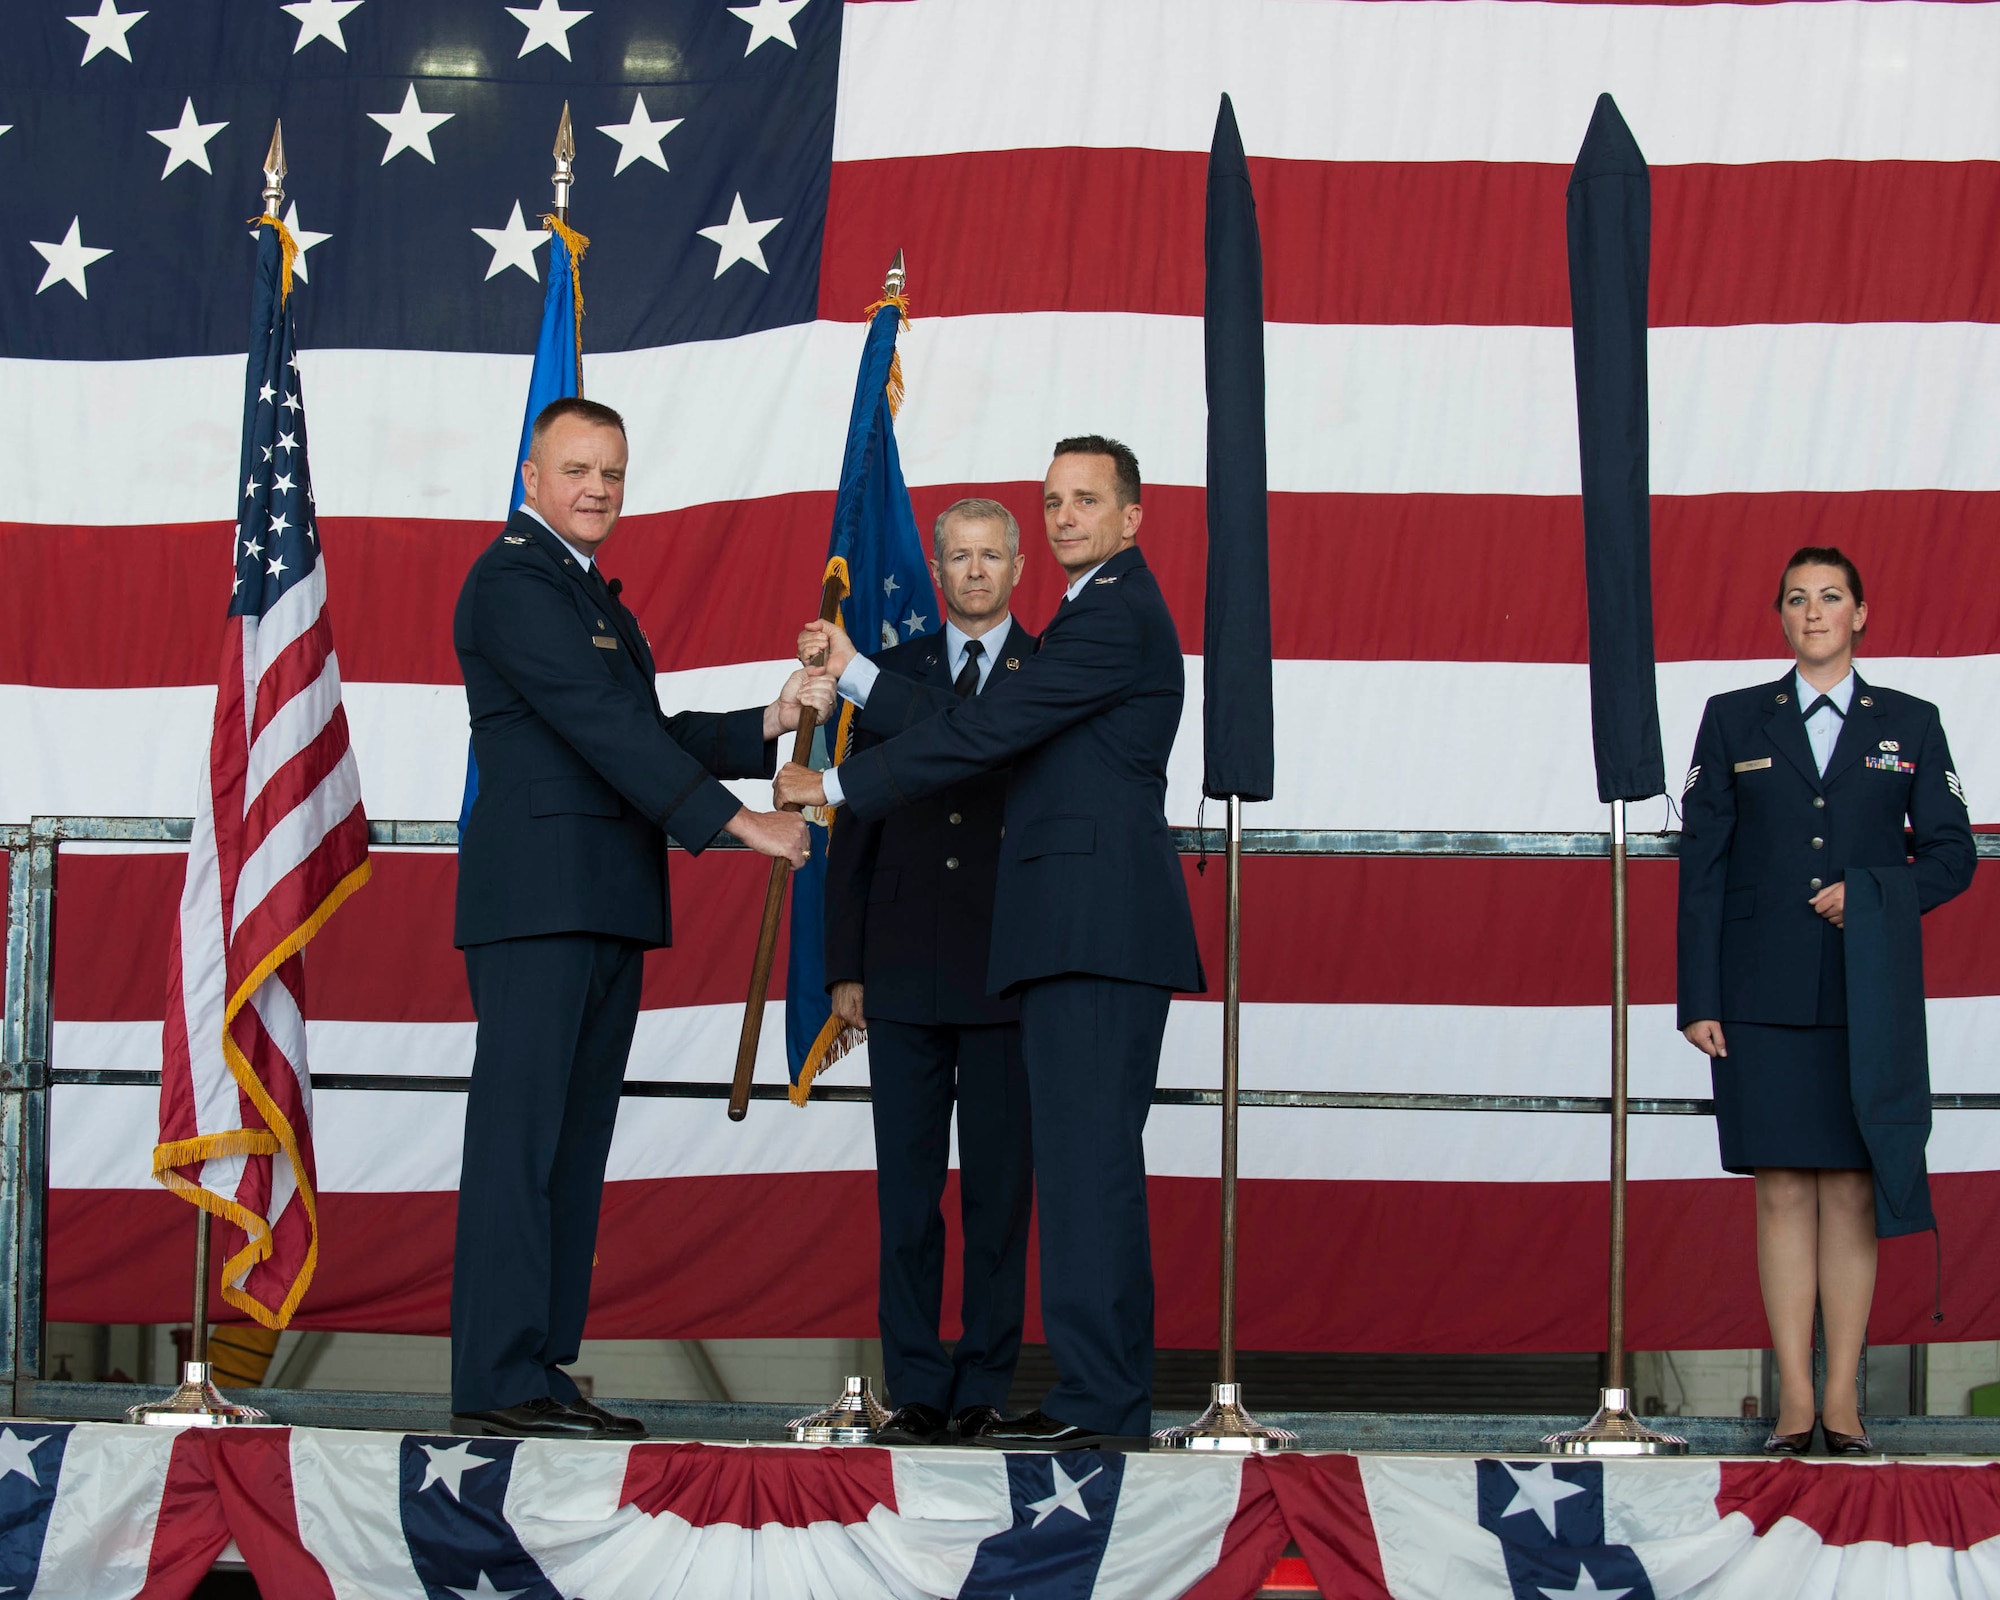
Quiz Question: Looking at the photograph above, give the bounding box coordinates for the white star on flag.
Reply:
[506,0,590,59]
[272,473,295,494]
[266,554,288,578]
[1539,1562,1633,1600]
[147,97,228,177]
[445,1574,526,1600]
[30,218,112,299]
[368,83,454,165]
[419,1440,496,1501]
[282,203,331,284]
[244,477,261,500]
[597,93,682,174]
[257,382,277,405]
[1025,1458,1102,1529]
[269,512,292,538]
[901,612,927,635]
[1500,1462,1591,1537]
[0,125,11,139]
[67,0,147,64]
[0,1430,50,1486]
[276,430,299,453]
[281,391,302,414]
[471,202,549,281]
[882,574,898,594]
[282,0,363,53]
[727,0,810,54]
[696,193,781,278]
[241,535,263,561]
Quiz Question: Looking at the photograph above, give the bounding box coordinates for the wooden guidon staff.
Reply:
[728,574,847,1120]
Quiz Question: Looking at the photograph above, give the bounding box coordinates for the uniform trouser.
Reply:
[451,932,643,1414]
[868,1018,1033,1415]
[1017,974,1174,1438]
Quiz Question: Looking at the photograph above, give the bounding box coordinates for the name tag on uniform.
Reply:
[592,635,618,650]
[1732,757,1772,773]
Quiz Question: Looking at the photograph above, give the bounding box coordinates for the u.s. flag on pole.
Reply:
[152,210,370,1330]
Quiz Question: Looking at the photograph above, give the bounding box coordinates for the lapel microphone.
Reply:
[605,577,623,601]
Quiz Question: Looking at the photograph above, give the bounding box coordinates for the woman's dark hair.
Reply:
[1774,546,1866,636]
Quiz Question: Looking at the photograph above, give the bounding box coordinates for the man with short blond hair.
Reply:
[819,496,1037,1445]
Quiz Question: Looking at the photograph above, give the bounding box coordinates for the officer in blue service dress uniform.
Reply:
[782,437,1204,1449]
[450,398,824,1439]
[820,499,1038,1446]
[1678,546,1975,1456]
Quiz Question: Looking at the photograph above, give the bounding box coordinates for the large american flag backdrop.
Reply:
[4,0,1995,1353]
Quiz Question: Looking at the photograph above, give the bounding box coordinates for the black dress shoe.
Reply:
[873,1402,950,1446]
[951,1404,1005,1443]
[450,1397,606,1439]
[1822,1419,1876,1456]
[1762,1417,1817,1455]
[967,1408,1148,1452]
[568,1397,646,1438]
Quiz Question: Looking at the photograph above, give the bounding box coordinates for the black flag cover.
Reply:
[1202,94,1276,802]
[1569,93,1666,803]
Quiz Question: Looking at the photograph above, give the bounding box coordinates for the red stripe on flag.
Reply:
[1181,1461,1296,1600]
[1263,1456,1395,1600]
[619,1442,897,1524]
[822,154,2000,326]
[197,1429,338,1600]
[134,1430,232,1600]
[48,1169,2000,1349]
[4,489,1997,686]
[52,849,2000,1023]
[1716,1458,2000,1548]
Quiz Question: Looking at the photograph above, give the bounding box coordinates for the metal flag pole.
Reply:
[729,251,902,1124]
[126,131,288,1431]
[1157,795,1294,1451]
[1544,800,1682,1454]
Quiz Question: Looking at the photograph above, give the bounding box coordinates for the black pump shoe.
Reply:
[1762,1416,1817,1455]
[1822,1419,1876,1456]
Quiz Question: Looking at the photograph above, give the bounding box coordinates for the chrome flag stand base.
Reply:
[1154,1383,1298,1453]
[126,1362,271,1429]
[787,1375,890,1443]
[1543,1387,1687,1456]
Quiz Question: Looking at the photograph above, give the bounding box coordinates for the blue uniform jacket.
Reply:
[836,545,1204,998]
[1676,670,1974,1028]
[822,623,1039,1027]
[453,509,773,949]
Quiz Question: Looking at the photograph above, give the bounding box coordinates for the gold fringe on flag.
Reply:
[861,291,912,418]
[541,214,592,396]
[151,855,372,1329]
[246,215,300,303]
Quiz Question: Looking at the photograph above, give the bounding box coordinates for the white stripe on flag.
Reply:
[7,657,1997,832]
[231,746,363,928]
[11,319,2000,526]
[835,0,2000,164]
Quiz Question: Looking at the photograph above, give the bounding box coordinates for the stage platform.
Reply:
[8,1391,2000,1597]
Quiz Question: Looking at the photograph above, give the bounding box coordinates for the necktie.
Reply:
[1803,694,1844,721]
[954,639,984,699]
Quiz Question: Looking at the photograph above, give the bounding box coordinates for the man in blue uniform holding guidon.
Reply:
[781,437,1204,1449]
[819,498,1040,1447]
[451,397,829,1440]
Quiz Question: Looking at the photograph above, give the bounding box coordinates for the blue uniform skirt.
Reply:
[1711,1022,1873,1175]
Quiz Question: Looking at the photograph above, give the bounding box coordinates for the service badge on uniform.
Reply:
[1880,740,1899,752]
[503,535,527,544]
[1947,771,1967,804]
[1005,658,1020,670]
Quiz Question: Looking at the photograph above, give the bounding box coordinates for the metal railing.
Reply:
[2,815,1994,1415]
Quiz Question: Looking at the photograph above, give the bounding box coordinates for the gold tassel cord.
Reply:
[861,292,912,418]
[541,215,592,396]
[247,215,300,303]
